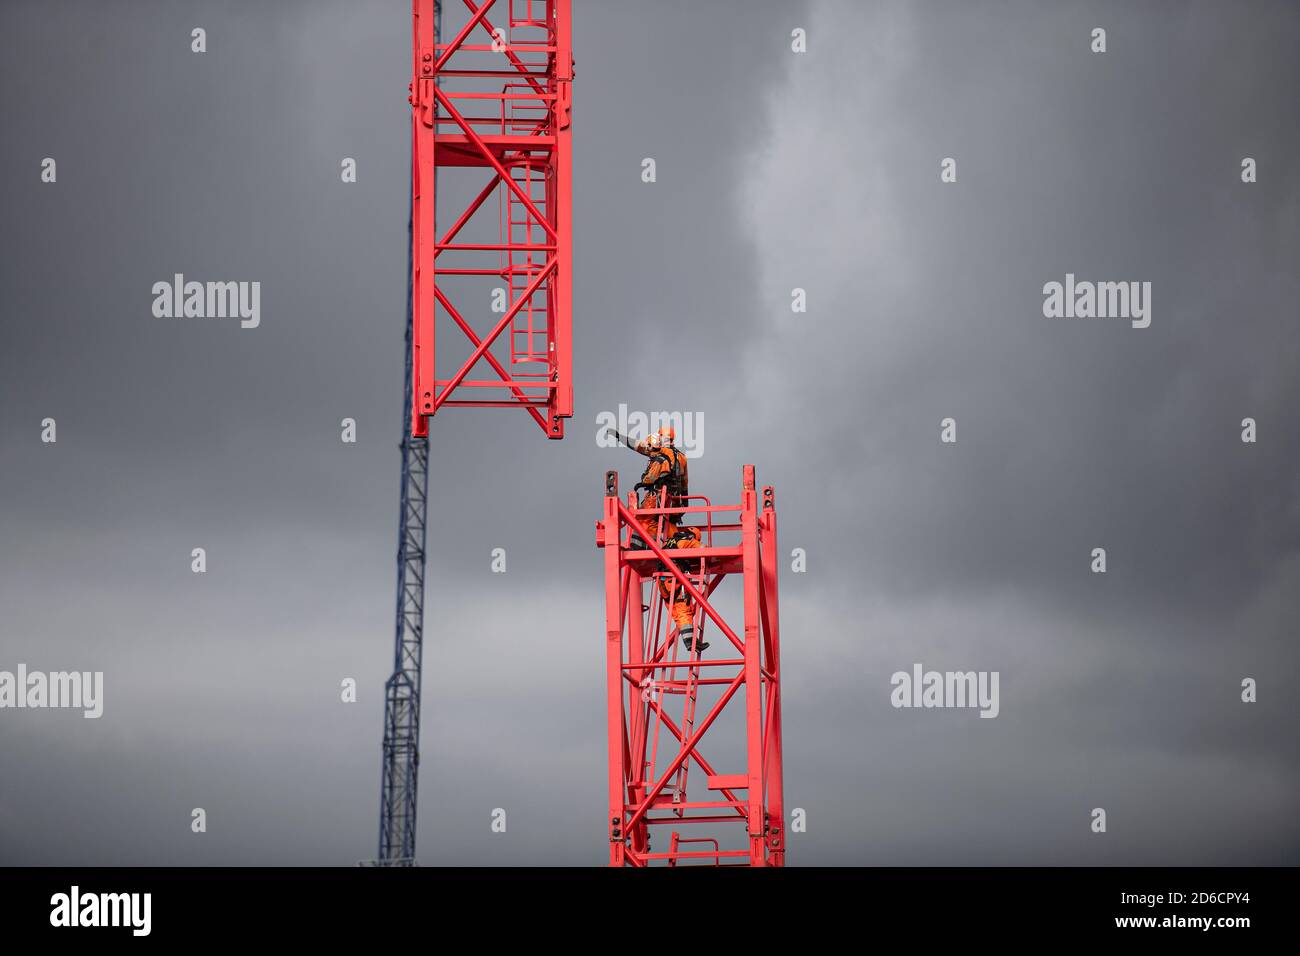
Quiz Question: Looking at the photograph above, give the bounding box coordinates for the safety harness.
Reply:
[635,445,688,500]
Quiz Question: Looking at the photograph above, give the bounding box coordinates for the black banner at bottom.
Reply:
[0,866,1289,940]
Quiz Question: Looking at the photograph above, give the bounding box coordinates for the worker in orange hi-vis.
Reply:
[608,425,707,653]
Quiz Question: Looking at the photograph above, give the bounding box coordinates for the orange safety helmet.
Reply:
[657,425,676,445]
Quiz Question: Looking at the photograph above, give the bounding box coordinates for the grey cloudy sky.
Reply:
[1,0,1297,865]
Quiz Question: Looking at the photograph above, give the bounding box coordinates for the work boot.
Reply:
[628,533,648,551]
[679,626,709,654]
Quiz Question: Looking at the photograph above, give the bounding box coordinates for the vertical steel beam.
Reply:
[552,0,574,424]
[740,466,766,865]
[603,471,627,866]
[759,485,785,865]
[410,0,439,438]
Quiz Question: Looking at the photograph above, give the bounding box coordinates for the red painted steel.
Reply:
[596,466,785,866]
[410,0,574,438]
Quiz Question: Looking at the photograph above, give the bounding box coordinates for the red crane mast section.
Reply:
[596,466,786,866]
[410,0,573,438]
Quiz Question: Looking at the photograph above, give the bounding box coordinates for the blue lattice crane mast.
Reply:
[375,2,438,868]
[373,0,574,865]
[376,253,430,866]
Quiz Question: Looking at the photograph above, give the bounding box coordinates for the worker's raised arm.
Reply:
[606,428,651,456]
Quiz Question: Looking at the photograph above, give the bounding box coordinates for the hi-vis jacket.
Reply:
[634,440,689,500]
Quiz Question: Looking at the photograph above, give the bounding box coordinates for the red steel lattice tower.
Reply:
[596,466,786,866]
[410,0,573,438]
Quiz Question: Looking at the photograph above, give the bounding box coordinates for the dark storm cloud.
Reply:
[736,0,1299,864]
[1,0,1296,866]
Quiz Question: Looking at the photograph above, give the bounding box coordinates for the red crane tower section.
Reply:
[410,0,574,439]
[596,466,786,866]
